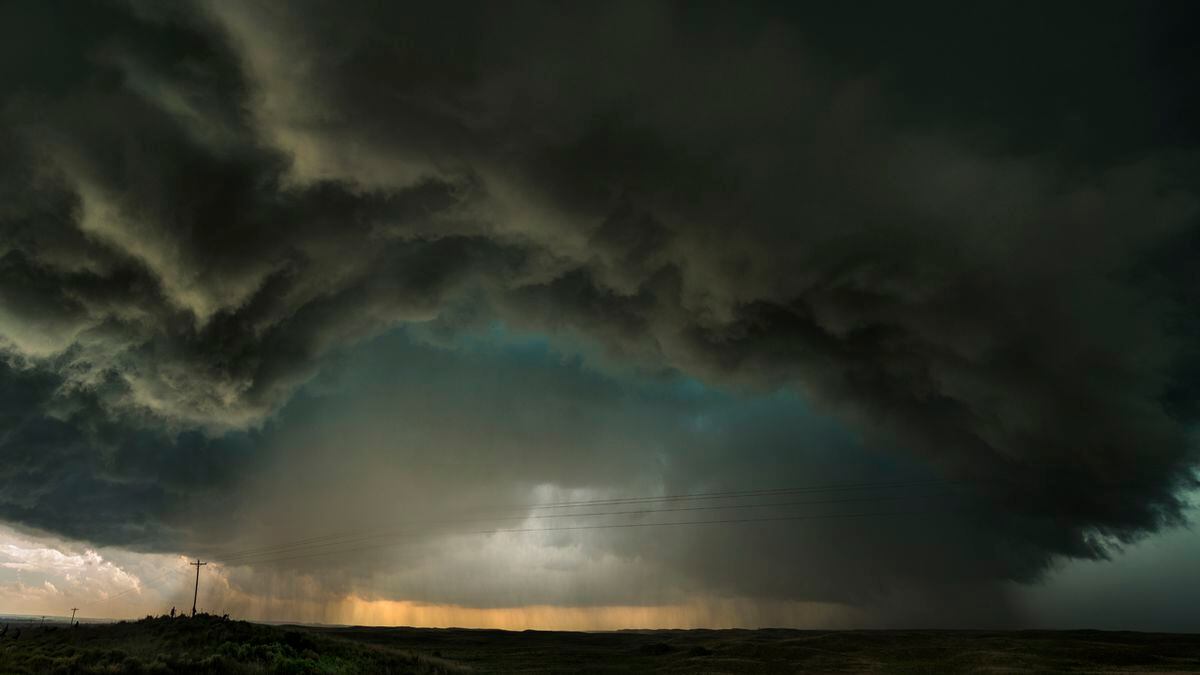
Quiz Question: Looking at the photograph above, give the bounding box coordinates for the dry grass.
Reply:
[2,619,1197,674]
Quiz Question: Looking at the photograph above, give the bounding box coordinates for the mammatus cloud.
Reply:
[1,0,1199,625]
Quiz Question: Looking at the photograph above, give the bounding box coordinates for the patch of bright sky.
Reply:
[0,523,191,621]
[1012,492,1200,632]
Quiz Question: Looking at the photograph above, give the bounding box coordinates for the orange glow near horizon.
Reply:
[334,596,862,631]
[214,590,866,631]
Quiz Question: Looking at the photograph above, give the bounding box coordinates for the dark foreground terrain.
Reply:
[1,614,1197,674]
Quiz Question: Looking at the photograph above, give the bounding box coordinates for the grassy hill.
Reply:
[1,616,1198,674]
[0,614,451,674]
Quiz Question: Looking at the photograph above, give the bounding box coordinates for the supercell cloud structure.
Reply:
[1,0,1198,625]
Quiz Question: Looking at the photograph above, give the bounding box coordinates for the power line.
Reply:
[189,559,207,617]
[220,508,943,569]
[207,482,956,564]
[515,492,952,520]
[74,566,192,612]
[213,491,957,565]
[205,478,956,563]
[67,480,959,622]
[526,479,954,509]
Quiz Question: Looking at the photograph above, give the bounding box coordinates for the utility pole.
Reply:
[189,559,207,617]
[69,608,78,623]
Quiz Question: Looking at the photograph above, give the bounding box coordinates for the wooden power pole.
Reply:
[189,559,207,617]
[69,607,78,623]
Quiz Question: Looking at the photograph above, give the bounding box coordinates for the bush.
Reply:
[0,614,448,674]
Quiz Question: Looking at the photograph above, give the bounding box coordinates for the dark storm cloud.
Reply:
[1,0,1199,618]
[0,357,256,547]
[0,0,539,427]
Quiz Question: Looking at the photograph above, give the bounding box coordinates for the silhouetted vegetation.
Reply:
[0,614,448,674]
[2,619,1199,673]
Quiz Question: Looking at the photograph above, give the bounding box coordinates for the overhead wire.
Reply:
[216,509,943,568]
[205,478,956,563]
[68,478,963,619]
[202,479,962,567]
[524,478,953,508]
[73,565,194,613]
[213,491,957,565]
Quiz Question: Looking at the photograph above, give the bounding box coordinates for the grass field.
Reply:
[0,615,448,674]
[0,614,1197,674]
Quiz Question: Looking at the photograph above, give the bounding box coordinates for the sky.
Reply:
[1,0,1199,631]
